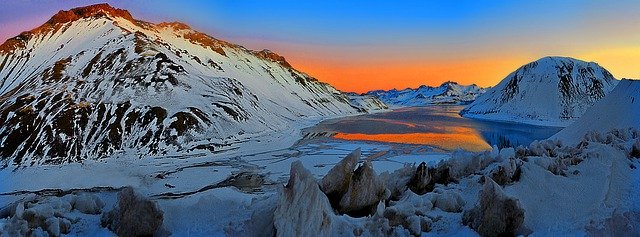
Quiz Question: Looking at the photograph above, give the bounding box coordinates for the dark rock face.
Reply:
[320,148,360,210]
[463,177,525,237]
[318,149,389,217]
[101,187,164,237]
[338,161,388,217]
[489,159,522,186]
[407,162,430,195]
[403,161,457,196]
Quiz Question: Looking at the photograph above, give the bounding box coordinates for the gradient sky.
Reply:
[1,1,639,93]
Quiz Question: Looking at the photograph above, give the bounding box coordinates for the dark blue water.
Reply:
[305,106,563,151]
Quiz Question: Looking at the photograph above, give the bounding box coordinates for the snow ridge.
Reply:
[551,79,640,144]
[366,81,487,107]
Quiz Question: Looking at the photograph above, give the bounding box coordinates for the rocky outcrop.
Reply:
[273,161,349,236]
[463,177,525,237]
[338,161,389,216]
[318,149,389,217]
[407,162,431,195]
[320,148,360,206]
[101,187,164,237]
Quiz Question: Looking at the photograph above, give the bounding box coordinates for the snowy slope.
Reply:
[551,79,640,144]
[345,93,388,112]
[460,57,618,126]
[0,4,383,166]
[366,81,486,107]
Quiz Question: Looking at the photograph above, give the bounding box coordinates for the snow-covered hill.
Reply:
[345,93,388,112]
[366,81,486,107]
[460,57,618,126]
[0,4,384,166]
[551,79,640,144]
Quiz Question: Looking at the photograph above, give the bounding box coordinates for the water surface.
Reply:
[303,106,563,152]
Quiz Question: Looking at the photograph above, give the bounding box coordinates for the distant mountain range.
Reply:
[461,56,619,126]
[0,4,386,165]
[364,81,487,107]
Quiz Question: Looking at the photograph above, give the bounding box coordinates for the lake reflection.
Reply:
[304,106,563,152]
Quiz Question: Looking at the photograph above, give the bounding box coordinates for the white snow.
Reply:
[551,79,640,145]
[461,56,619,126]
[366,81,486,107]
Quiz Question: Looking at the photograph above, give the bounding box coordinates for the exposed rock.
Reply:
[273,161,352,236]
[380,164,415,200]
[489,158,522,185]
[320,148,360,207]
[407,162,431,195]
[338,161,389,217]
[631,139,640,158]
[463,177,525,237]
[428,188,465,213]
[101,187,164,237]
[71,193,105,214]
[217,171,265,192]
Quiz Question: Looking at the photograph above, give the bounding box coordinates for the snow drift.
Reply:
[551,79,640,145]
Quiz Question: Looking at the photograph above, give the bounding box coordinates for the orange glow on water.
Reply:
[333,127,492,152]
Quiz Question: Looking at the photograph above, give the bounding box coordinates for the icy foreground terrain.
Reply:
[1,80,639,236]
[0,4,386,166]
[1,128,638,236]
[461,56,618,126]
[366,81,486,107]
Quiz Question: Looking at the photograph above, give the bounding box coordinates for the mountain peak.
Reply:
[48,3,134,25]
[0,4,135,53]
[461,56,618,126]
[535,56,596,65]
[157,21,191,30]
[439,81,459,87]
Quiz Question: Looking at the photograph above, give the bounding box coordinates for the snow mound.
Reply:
[101,187,164,236]
[0,194,103,237]
[552,79,640,145]
[273,161,355,236]
[463,177,525,236]
[461,56,618,126]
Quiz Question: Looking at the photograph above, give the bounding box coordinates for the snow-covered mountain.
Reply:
[0,4,384,166]
[460,56,619,126]
[365,81,486,107]
[345,93,388,112]
[551,79,640,144]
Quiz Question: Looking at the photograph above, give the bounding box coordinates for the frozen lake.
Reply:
[303,106,563,152]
